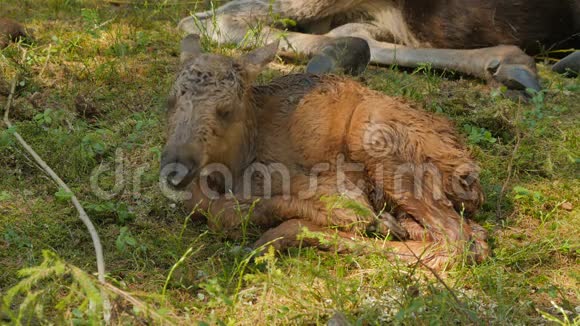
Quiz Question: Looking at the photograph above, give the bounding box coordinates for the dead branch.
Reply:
[2,49,110,322]
[3,53,106,285]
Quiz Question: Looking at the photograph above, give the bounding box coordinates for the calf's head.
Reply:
[161,34,278,189]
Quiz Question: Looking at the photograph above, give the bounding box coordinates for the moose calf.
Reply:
[160,35,489,270]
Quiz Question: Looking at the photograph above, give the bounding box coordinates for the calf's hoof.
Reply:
[368,212,409,240]
[307,37,370,76]
[467,220,490,263]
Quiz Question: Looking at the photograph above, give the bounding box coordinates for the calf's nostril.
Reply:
[169,168,188,187]
[160,162,191,188]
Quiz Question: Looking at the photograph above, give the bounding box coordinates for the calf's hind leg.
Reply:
[190,170,411,240]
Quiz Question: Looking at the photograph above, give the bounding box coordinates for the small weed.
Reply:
[512,186,565,224]
[115,226,137,253]
[81,8,102,38]
[463,124,497,146]
[412,62,441,93]
[0,126,17,148]
[81,129,112,159]
[3,227,32,249]
[54,188,73,202]
[85,200,135,225]
[522,88,547,130]
[2,250,104,324]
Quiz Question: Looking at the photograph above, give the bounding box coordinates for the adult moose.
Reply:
[160,34,489,270]
[179,0,580,91]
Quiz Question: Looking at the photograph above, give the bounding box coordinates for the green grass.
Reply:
[1,0,579,324]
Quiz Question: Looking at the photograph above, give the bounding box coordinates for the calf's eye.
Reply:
[217,107,232,120]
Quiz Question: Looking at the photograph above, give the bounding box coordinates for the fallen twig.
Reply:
[3,50,106,284]
[2,49,110,321]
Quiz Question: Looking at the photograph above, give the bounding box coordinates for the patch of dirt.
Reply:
[75,94,102,121]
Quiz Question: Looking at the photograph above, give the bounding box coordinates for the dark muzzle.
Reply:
[160,146,199,189]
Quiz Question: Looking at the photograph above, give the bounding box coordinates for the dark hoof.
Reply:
[306,37,370,76]
[494,64,541,92]
[306,54,336,74]
[552,51,580,77]
[483,46,541,91]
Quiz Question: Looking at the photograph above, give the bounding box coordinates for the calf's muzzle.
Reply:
[160,145,199,189]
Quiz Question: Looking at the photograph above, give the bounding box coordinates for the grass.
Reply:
[0,0,578,324]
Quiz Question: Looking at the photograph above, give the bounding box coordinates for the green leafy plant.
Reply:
[0,125,16,148]
[523,89,546,129]
[33,108,71,129]
[85,200,135,224]
[463,124,497,146]
[81,129,111,159]
[2,250,104,324]
[1,250,176,324]
[513,186,564,224]
[115,226,137,253]
[54,188,73,202]
[3,227,32,249]
[198,277,234,308]
[81,8,102,37]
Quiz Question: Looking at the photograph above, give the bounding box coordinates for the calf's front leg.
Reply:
[252,218,460,270]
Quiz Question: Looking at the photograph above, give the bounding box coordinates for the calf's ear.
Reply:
[240,40,279,79]
[180,34,203,64]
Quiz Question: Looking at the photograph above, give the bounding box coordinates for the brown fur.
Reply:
[402,0,579,53]
[162,38,489,270]
[0,18,29,48]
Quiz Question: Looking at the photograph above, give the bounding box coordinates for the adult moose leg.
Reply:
[178,0,371,75]
[552,51,580,76]
[180,0,541,90]
[327,23,541,91]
